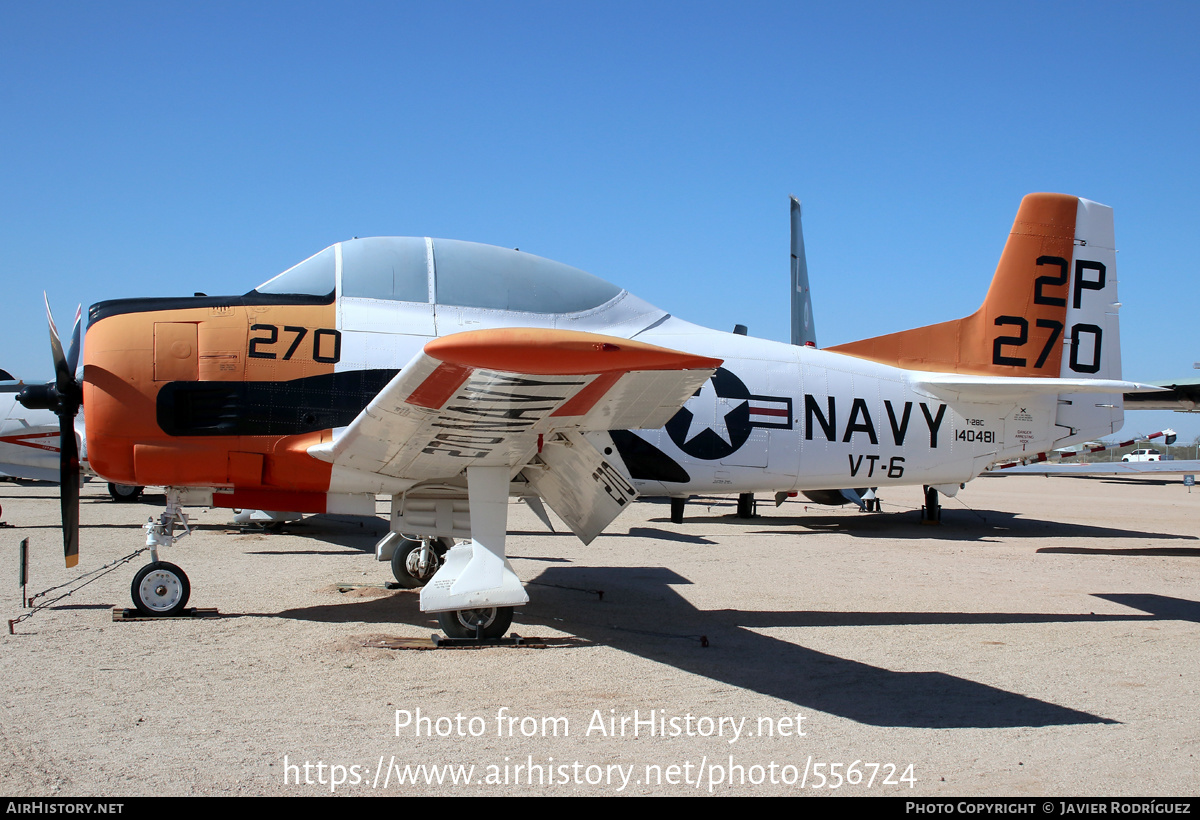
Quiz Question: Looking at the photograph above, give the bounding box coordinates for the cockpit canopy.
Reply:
[253,237,624,314]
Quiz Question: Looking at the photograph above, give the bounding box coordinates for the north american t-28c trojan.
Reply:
[22,193,1152,638]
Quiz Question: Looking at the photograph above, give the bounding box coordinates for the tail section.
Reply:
[829,192,1123,443]
[827,193,1120,382]
[790,196,817,347]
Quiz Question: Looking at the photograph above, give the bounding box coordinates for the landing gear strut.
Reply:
[414,466,529,639]
[131,489,194,615]
[670,497,687,523]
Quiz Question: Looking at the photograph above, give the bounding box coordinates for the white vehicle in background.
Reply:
[1122,448,1162,462]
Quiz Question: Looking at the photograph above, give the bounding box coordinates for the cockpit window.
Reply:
[433,239,621,313]
[340,237,428,302]
[253,246,335,296]
[253,237,624,314]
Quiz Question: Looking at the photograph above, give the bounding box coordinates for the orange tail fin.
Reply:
[827,193,1114,379]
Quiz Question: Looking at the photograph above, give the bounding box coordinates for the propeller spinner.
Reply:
[17,297,83,567]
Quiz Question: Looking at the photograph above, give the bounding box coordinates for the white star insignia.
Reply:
[681,379,746,446]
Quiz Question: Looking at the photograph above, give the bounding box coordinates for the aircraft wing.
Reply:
[308,329,720,538]
[1124,380,1200,412]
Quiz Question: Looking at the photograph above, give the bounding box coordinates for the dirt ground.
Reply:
[1,473,1197,796]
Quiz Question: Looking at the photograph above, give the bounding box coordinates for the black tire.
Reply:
[390,537,449,589]
[108,483,144,503]
[922,486,941,523]
[131,561,190,616]
[437,606,513,640]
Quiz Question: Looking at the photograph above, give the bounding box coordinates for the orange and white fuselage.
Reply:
[83,194,1134,523]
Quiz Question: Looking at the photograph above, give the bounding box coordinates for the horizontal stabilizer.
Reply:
[915,375,1161,402]
[995,460,1200,476]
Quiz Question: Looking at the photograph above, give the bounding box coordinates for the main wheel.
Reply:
[922,485,941,523]
[437,606,514,640]
[108,483,144,503]
[131,561,190,616]
[390,537,449,589]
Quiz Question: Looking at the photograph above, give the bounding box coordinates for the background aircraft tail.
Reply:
[790,196,817,347]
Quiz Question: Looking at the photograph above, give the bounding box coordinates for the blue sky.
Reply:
[3,1,1198,442]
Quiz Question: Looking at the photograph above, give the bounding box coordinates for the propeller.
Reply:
[17,297,83,567]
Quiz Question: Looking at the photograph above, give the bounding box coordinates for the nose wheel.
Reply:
[131,561,191,616]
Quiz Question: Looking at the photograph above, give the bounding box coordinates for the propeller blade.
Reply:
[43,294,84,568]
[65,305,82,378]
[44,294,73,397]
[60,416,79,568]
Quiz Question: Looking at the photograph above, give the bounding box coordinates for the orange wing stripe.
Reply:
[551,371,623,417]
[407,362,473,409]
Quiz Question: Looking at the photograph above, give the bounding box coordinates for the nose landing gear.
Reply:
[130,489,194,616]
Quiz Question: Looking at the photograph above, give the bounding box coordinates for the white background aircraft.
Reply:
[0,374,63,484]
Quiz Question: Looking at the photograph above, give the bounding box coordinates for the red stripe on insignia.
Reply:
[749,406,789,417]
[551,371,623,417]
[407,362,473,409]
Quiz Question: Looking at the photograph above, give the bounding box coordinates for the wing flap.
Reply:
[524,430,638,544]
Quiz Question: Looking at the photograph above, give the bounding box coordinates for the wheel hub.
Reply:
[405,547,440,581]
[455,607,497,629]
[139,570,183,612]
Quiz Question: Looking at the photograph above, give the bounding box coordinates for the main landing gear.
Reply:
[378,524,517,640]
[437,606,515,640]
[130,490,193,616]
[389,535,451,589]
[921,485,942,524]
[381,466,528,640]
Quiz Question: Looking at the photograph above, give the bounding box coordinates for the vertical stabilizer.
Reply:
[826,193,1122,382]
[790,196,817,347]
[824,193,1125,445]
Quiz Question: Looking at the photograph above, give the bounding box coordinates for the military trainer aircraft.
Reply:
[22,193,1154,638]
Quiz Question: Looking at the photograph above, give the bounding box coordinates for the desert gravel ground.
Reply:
[1,473,1197,797]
